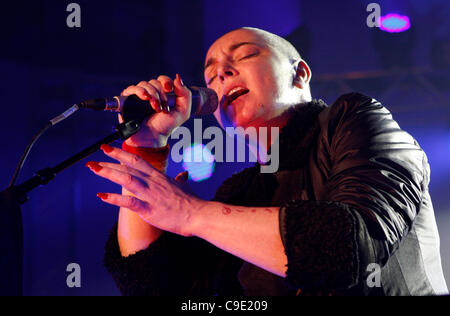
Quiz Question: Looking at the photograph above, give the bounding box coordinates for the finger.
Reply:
[175,171,189,183]
[157,75,174,93]
[121,85,136,97]
[121,85,158,113]
[99,144,158,176]
[97,192,151,214]
[149,79,169,113]
[121,85,151,101]
[93,161,149,179]
[121,85,158,114]
[87,162,148,197]
[137,81,164,112]
[173,74,192,114]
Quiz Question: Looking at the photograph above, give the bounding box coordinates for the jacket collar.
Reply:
[270,99,328,171]
[214,100,327,203]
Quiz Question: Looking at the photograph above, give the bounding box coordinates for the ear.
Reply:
[293,60,312,89]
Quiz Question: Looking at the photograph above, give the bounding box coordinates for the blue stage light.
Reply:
[182,143,215,182]
[379,13,411,33]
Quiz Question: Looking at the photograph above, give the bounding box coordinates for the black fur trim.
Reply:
[281,200,359,291]
[214,100,327,203]
[276,99,327,170]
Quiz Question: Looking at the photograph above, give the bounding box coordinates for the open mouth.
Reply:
[224,87,250,107]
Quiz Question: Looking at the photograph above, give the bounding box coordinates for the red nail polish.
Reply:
[86,161,103,172]
[100,144,114,153]
[164,82,173,91]
[164,102,170,113]
[150,99,160,112]
[97,193,108,200]
[177,74,184,86]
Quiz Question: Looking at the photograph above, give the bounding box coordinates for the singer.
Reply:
[87,27,448,295]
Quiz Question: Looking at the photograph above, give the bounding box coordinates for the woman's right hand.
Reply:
[119,74,191,148]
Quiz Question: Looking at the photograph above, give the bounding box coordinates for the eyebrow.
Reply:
[204,41,261,71]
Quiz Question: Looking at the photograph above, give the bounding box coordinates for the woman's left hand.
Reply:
[86,144,204,237]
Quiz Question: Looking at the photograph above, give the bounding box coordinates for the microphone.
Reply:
[77,86,218,122]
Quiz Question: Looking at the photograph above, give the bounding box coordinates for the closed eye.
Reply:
[239,52,259,61]
[206,52,259,85]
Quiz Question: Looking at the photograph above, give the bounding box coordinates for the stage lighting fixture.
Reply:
[379,13,411,33]
[372,12,416,69]
[182,143,215,182]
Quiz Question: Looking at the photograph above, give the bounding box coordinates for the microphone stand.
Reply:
[0,119,141,296]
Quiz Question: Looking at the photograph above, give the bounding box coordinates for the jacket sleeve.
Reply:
[104,223,243,295]
[279,93,426,292]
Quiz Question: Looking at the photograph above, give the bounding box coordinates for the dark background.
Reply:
[0,0,448,295]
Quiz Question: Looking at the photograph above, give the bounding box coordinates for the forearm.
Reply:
[118,187,163,257]
[193,201,287,277]
[116,140,169,257]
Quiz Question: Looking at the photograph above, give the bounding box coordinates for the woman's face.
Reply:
[204,29,299,130]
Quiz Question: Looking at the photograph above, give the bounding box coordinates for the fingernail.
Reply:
[164,82,173,91]
[176,74,184,87]
[142,92,150,100]
[86,161,103,172]
[100,144,114,153]
[159,102,164,112]
[97,193,108,200]
[149,99,158,112]
[149,98,160,112]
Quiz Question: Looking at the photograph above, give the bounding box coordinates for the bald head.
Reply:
[220,27,302,65]
[204,27,312,129]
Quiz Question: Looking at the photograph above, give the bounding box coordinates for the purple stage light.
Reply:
[182,143,215,182]
[379,13,411,33]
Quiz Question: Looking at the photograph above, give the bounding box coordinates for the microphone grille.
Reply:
[190,86,218,116]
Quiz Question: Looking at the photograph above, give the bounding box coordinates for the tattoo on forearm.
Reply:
[221,206,273,215]
[222,206,232,215]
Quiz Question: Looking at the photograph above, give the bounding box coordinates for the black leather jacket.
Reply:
[104,93,448,296]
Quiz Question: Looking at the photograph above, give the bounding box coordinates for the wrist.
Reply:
[122,141,170,172]
[189,200,217,238]
[124,135,168,148]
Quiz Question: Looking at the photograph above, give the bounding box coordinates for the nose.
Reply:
[217,63,238,82]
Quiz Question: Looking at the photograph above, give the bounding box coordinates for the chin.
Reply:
[231,112,249,128]
[221,105,262,129]
[233,115,262,130]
